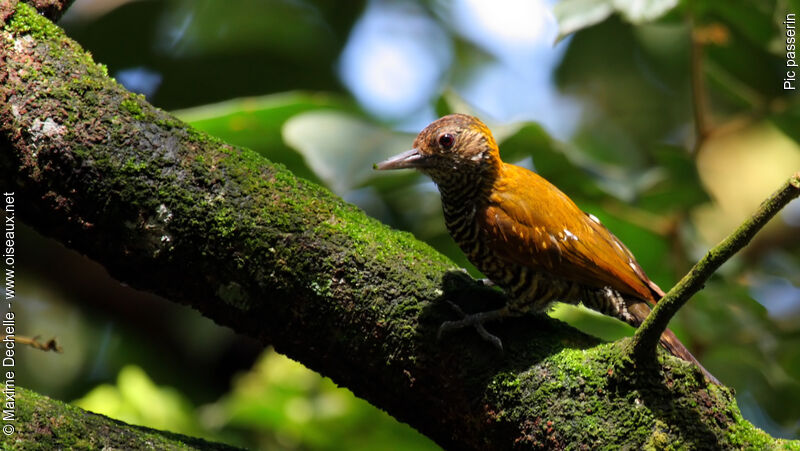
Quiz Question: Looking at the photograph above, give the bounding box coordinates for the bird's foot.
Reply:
[437,300,509,351]
[455,268,495,288]
[477,278,496,288]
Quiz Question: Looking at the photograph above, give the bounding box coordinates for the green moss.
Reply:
[120,98,145,119]
[7,3,65,41]
[644,420,672,450]
[480,339,772,448]
[217,281,250,311]
[212,207,237,237]
[547,346,599,382]
[488,372,522,407]
[310,277,333,297]
[726,403,800,450]
[6,387,239,450]
[121,157,147,173]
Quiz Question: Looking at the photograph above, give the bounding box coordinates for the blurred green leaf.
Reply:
[556,17,692,149]
[554,0,615,39]
[498,123,605,201]
[74,366,201,437]
[700,0,775,47]
[64,0,357,110]
[176,92,355,183]
[639,145,710,211]
[614,0,679,24]
[777,336,800,382]
[283,110,414,196]
[162,0,336,59]
[698,2,789,111]
[690,282,769,344]
[550,303,635,342]
[201,349,438,451]
[503,122,665,203]
[495,122,553,162]
[771,102,800,145]
[554,0,678,39]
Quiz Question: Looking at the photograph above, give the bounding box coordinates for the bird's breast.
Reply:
[442,200,514,286]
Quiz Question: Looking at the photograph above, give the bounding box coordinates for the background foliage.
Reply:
[9,0,800,448]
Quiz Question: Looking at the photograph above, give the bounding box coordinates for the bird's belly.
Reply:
[447,219,581,314]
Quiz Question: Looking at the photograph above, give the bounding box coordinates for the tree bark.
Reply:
[1,1,797,449]
[4,387,240,450]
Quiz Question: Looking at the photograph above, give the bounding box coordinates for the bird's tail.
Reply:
[627,302,720,385]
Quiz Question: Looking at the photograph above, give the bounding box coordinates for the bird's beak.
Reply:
[373,148,425,171]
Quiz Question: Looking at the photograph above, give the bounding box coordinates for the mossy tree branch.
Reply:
[8,387,240,450]
[0,0,72,22]
[1,1,799,449]
[630,173,800,365]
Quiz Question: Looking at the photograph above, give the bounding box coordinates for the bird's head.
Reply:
[374,114,501,187]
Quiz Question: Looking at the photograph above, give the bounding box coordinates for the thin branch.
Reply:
[630,172,800,363]
[0,335,63,352]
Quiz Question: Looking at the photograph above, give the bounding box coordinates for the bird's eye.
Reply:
[438,133,455,149]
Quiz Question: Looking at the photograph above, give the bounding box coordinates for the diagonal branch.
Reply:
[12,387,241,450]
[1,2,798,449]
[630,173,800,363]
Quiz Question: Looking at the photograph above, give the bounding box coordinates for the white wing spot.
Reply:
[548,234,560,250]
[563,228,578,241]
[588,214,601,224]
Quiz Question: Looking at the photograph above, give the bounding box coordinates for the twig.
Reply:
[630,172,800,364]
[0,334,63,353]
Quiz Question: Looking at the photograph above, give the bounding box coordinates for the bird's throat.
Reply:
[431,160,499,207]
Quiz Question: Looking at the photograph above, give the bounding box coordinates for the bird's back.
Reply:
[475,162,662,304]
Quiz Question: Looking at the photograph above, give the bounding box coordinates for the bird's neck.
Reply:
[438,178,488,207]
[436,162,501,268]
[435,161,500,209]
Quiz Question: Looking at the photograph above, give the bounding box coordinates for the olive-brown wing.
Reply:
[481,164,660,303]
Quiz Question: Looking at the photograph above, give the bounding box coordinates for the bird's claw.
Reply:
[477,278,496,288]
[437,300,505,351]
[456,269,495,288]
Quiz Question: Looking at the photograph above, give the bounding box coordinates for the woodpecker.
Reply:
[376,113,717,384]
